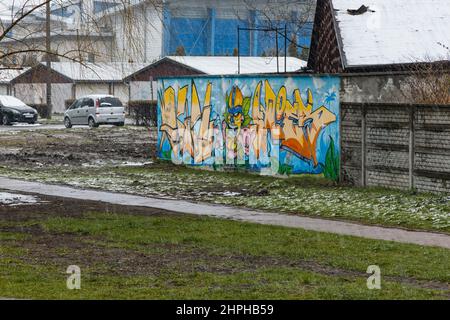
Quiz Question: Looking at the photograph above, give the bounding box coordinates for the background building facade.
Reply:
[97,0,315,63]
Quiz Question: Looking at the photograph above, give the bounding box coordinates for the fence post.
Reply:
[339,103,343,183]
[361,104,367,187]
[409,104,415,190]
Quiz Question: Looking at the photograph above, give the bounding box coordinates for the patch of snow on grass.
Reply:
[81,160,153,168]
[222,191,242,197]
[0,192,39,206]
[12,123,42,127]
[119,161,153,167]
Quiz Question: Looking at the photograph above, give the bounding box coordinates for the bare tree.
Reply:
[0,0,163,67]
[0,1,102,69]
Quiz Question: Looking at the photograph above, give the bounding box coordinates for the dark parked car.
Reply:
[0,95,38,125]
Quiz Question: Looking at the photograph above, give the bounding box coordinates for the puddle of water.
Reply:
[0,192,40,206]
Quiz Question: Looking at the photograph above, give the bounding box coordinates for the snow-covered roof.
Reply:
[94,0,144,19]
[165,56,307,75]
[49,62,147,82]
[332,0,450,67]
[0,68,28,84]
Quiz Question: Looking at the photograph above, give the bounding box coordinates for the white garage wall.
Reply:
[52,84,73,113]
[112,83,129,104]
[0,85,8,95]
[13,82,129,113]
[14,83,46,105]
[129,81,156,101]
[14,83,73,114]
[75,84,110,98]
[75,83,130,105]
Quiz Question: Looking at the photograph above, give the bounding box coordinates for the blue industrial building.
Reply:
[162,1,314,57]
[47,0,314,60]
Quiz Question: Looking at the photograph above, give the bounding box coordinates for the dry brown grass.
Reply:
[403,60,450,105]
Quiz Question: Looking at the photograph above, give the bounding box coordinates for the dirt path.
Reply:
[1,177,449,249]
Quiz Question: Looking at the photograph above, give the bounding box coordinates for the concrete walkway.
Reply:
[1,177,449,249]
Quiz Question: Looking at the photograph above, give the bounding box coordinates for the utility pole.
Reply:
[45,0,52,119]
[275,27,279,73]
[237,26,240,74]
[237,27,282,74]
[284,24,287,73]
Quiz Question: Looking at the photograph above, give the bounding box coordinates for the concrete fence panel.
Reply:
[341,102,450,193]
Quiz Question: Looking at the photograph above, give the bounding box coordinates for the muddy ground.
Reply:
[0,125,448,233]
[0,126,156,168]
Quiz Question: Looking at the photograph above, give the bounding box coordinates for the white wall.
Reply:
[75,83,129,105]
[145,5,163,61]
[13,83,73,113]
[0,85,9,95]
[14,82,130,112]
[75,83,110,98]
[52,84,73,113]
[112,83,129,104]
[14,83,46,105]
[129,81,157,101]
[101,4,163,63]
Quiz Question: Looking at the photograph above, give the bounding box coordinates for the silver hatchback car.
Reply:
[64,95,125,128]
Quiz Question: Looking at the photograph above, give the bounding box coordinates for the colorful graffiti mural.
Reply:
[158,75,340,179]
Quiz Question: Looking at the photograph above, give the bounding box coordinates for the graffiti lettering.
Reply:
[159,82,214,164]
[253,80,337,166]
[158,76,340,178]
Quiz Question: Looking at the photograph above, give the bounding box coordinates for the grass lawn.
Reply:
[0,161,448,233]
[0,203,449,299]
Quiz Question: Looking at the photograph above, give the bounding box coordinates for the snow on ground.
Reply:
[222,191,242,197]
[119,161,154,167]
[12,123,42,127]
[82,160,153,168]
[0,192,39,206]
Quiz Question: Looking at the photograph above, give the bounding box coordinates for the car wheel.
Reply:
[115,122,125,127]
[88,117,98,128]
[1,114,11,126]
[64,117,72,128]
